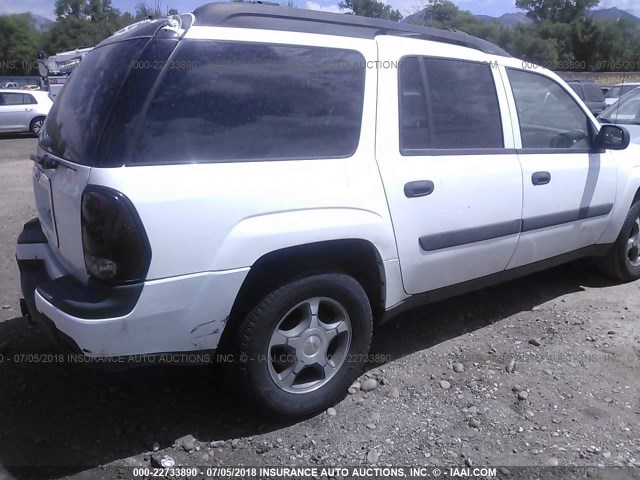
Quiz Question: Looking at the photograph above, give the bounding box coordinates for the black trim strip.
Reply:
[381,243,612,324]
[399,148,606,157]
[418,203,613,252]
[517,148,594,155]
[402,148,517,156]
[419,219,521,251]
[521,203,612,232]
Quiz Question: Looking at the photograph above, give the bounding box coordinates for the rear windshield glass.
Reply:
[42,39,146,164]
[130,40,366,164]
[605,85,639,99]
[582,83,604,102]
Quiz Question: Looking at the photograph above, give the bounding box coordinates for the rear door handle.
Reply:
[404,180,435,198]
[532,171,551,186]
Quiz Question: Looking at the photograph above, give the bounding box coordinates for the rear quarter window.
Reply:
[130,40,366,164]
[42,39,147,164]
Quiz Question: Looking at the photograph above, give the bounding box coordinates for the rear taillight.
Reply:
[81,186,151,284]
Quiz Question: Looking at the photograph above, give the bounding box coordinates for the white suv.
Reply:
[16,3,640,417]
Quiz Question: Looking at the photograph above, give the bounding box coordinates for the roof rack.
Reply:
[192,2,511,57]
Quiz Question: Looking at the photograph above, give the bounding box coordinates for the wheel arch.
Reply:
[219,239,386,350]
[600,167,640,244]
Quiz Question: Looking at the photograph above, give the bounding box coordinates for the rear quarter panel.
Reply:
[88,29,397,283]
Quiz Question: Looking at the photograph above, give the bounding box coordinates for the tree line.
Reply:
[340,0,640,72]
[2,0,640,76]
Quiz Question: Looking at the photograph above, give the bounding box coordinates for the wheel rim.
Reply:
[267,297,352,394]
[628,216,640,267]
[33,119,44,135]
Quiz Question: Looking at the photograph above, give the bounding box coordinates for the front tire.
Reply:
[226,273,373,418]
[597,200,640,281]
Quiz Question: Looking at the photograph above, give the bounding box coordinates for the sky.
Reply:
[0,0,638,22]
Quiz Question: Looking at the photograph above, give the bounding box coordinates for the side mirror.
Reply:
[595,124,630,150]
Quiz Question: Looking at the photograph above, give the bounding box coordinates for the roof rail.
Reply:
[192,2,511,57]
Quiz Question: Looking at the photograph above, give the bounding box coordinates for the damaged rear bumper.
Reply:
[16,218,248,358]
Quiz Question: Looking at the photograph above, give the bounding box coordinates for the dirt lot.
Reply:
[0,136,639,480]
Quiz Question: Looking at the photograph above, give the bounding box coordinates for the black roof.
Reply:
[192,2,511,57]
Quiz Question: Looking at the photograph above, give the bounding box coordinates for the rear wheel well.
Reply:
[220,240,385,348]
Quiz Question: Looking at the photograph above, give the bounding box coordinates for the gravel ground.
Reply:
[0,136,639,480]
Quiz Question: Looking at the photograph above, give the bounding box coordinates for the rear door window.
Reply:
[130,40,366,164]
[398,56,504,152]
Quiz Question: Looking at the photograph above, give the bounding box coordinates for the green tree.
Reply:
[339,0,403,21]
[420,0,460,25]
[0,14,42,75]
[134,0,163,19]
[515,0,600,24]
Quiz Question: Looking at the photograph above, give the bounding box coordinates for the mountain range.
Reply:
[28,13,54,31]
[405,7,640,27]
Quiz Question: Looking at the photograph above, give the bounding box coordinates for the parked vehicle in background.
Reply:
[566,79,607,115]
[37,47,94,100]
[3,82,19,88]
[0,89,52,135]
[598,87,640,144]
[605,82,640,106]
[16,3,640,418]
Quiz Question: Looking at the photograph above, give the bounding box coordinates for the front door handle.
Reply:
[404,180,435,198]
[532,171,551,186]
[25,108,33,112]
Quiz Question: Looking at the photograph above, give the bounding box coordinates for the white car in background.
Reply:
[0,89,52,136]
[604,82,640,106]
[599,86,640,144]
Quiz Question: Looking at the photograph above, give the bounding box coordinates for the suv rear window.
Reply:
[582,83,605,102]
[130,40,365,164]
[42,39,146,164]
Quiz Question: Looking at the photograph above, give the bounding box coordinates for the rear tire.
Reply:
[30,117,45,136]
[596,200,640,282]
[225,273,373,418]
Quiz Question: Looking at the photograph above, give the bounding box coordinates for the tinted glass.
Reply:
[568,83,584,100]
[42,39,147,164]
[508,69,592,149]
[399,57,503,151]
[582,83,605,102]
[131,40,365,164]
[1,93,28,105]
[399,57,429,150]
[600,89,640,125]
[606,85,639,99]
